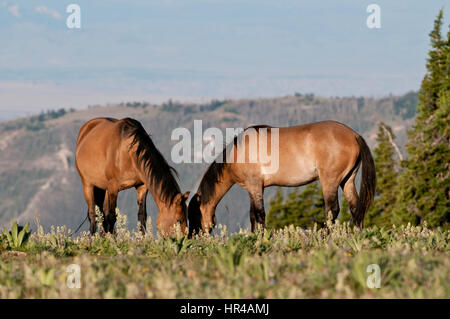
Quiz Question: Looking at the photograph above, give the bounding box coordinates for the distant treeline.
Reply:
[118,92,418,119]
[0,91,418,135]
[0,108,75,132]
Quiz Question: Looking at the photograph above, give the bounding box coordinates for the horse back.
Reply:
[75,117,138,189]
[239,121,361,187]
[282,121,361,181]
[76,117,118,145]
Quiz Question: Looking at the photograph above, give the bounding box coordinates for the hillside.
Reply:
[0,92,417,233]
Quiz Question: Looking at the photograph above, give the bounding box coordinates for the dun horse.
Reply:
[188,121,376,235]
[76,118,189,235]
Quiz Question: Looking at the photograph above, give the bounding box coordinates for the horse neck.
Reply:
[202,166,235,210]
[140,165,179,211]
[147,185,174,211]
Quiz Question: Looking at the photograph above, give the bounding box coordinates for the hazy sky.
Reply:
[0,1,449,119]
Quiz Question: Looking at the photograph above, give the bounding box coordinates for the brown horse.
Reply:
[75,117,189,235]
[188,121,376,235]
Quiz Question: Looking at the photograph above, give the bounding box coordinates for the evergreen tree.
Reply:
[266,182,325,229]
[365,123,399,228]
[266,188,287,229]
[393,9,450,229]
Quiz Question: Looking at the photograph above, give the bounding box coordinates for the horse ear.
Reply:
[174,193,182,203]
[182,191,190,202]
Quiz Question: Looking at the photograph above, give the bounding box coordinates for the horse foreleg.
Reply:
[249,188,265,232]
[136,185,148,234]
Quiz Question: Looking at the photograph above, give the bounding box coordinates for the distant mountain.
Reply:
[0,92,417,233]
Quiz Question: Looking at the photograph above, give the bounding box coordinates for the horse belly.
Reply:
[262,156,317,187]
[118,172,141,191]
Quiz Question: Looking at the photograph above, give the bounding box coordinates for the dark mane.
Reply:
[199,160,227,205]
[198,124,271,205]
[121,118,180,205]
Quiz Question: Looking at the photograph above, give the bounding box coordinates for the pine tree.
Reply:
[393,9,450,229]
[266,182,325,229]
[365,123,399,228]
[296,183,326,227]
[266,188,287,229]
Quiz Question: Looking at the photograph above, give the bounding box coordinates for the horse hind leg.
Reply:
[321,182,340,222]
[93,187,107,233]
[341,172,360,227]
[82,184,97,235]
[103,188,118,234]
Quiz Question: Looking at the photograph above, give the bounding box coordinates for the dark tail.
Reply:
[68,214,88,237]
[355,135,376,228]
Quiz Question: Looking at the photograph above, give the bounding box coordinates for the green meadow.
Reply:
[0,213,448,298]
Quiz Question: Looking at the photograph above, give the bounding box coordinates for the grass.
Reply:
[0,214,448,299]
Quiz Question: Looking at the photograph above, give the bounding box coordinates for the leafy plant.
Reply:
[38,268,55,286]
[2,221,31,250]
[168,236,193,255]
[214,243,246,275]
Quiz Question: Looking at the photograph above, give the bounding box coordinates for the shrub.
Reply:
[2,221,31,250]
